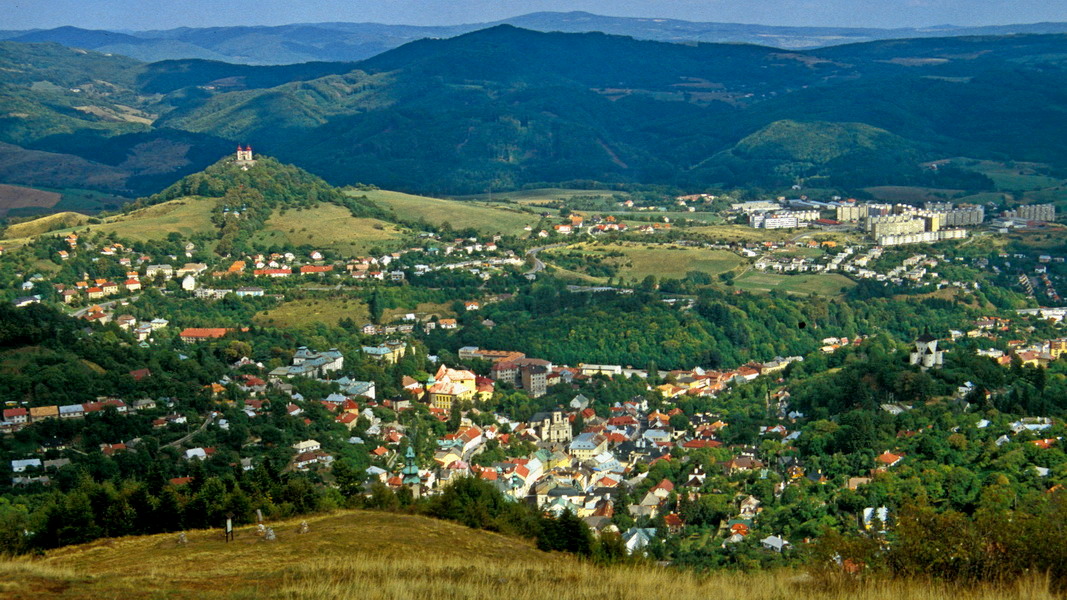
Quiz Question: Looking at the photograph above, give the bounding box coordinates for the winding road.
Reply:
[524,243,565,277]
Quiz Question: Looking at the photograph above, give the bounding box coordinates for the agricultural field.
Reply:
[256,204,405,256]
[733,272,856,296]
[0,184,61,217]
[546,242,745,282]
[358,190,549,235]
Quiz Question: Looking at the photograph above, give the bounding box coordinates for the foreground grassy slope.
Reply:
[0,510,1055,600]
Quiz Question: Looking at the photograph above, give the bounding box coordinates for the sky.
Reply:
[2,0,1065,31]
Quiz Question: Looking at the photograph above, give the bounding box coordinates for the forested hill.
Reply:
[2,28,1067,200]
[126,154,391,255]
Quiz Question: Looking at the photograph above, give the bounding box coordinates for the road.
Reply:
[71,295,141,318]
[524,243,565,277]
[164,413,216,449]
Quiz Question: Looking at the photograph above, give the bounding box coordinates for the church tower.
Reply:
[235,145,256,169]
[401,445,421,499]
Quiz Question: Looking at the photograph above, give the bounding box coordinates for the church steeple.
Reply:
[401,445,420,486]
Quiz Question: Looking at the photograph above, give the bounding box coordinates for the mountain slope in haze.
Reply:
[0,42,236,197]
[5,12,1067,64]
[2,28,1066,202]
[148,27,1064,193]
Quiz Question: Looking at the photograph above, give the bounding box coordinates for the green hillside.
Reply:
[0,509,1046,600]
[1,155,402,256]
[359,189,548,235]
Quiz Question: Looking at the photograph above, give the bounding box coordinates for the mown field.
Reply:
[0,509,1055,600]
[255,203,405,255]
[357,190,549,235]
[733,272,856,296]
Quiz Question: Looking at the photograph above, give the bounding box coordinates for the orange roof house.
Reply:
[180,328,231,342]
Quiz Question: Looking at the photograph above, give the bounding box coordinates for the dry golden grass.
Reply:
[0,510,1060,600]
[2,212,89,240]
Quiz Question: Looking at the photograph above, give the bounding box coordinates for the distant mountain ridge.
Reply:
[1,26,1065,203]
[5,12,1067,64]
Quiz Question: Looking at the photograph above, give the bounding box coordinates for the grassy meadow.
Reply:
[545,242,745,282]
[0,510,1057,600]
[733,272,856,296]
[357,190,548,235]
[256,204,405,255]
[1,198,216,246]
[254,298,368,328]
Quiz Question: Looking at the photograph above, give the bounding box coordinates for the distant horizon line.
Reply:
[6,10,1067,34]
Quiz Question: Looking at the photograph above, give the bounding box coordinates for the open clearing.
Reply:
[256,203,404,255]
[358,189,548,235]
[254,298,368,328]
[547,242,745,282]
[733,272,856,296]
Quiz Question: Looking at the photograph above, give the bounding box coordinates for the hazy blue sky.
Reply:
[2,0,1063,30]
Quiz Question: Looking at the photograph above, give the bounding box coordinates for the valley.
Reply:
[1,11,1067,600]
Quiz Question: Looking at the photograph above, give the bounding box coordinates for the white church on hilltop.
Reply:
[235,145,256,169]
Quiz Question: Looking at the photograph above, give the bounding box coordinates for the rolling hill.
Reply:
[2,27,1067,205]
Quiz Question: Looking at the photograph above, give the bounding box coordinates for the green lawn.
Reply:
[733,272,856,296]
